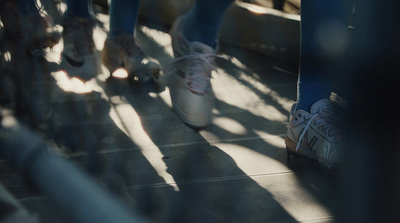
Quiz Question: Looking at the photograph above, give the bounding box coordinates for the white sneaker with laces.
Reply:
[167,15,219,128]
[285,99,343,168]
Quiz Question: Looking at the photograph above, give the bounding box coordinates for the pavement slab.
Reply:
[0,8,342,223]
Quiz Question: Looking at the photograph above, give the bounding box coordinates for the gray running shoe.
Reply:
[101,34,160,82]
[168,15,218,128]
[60,17,98,80]
[285,99,343,168]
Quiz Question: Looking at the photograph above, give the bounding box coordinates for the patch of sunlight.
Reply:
[52,71,93,93]
[109,95,126,104]
[259,104,288,122]
[213,117,248,135]
[96,13,110,27]
[109,103,179,191]
[199,130,220,142]
[253,130,286,149]
[148,92,162,99]
[58,1,67,14]
[218,143,332,221]
[246,4,268,15]
[139,26,171,48]
[93,25,107,50]
[111,68,129,79]
[97,65,112,81]
[238,67,294,111]
[1,115,17,128]
[240,1,300,21]
[3,51,11,62]
[217,143,288,174]
[156,88,172,108]
[215,54,296,121]
[226,56,250,73]
[212,71,288,122]
[44,32,64,63]
[138,26,173,57]
[35,0,46,15]
[212,108,222,115]
[216,143,290,176]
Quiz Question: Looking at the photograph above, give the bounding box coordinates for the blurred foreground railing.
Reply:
[0,109,148,223]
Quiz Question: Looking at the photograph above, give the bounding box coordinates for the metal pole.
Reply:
[0,110,148,223]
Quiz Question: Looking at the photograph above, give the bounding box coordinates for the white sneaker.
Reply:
[285,99,343,168]
[167,15,218,128]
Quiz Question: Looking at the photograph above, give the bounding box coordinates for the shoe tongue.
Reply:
[310,99,332,114]
[190,41,214,54]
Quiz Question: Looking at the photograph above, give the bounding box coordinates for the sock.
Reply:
[109,0,141,38]
[182,0,234,47]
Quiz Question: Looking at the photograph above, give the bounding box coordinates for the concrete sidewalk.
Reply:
[0,8,340,223]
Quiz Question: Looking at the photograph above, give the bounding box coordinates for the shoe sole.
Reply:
[285,135,337,169]
[285,135,320,161]
[168,71,213,128]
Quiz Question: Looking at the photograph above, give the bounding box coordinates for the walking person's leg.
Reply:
[168,0,235,128]
[61,0,98,80]
[286,0,354,168]
[102,0,160,81]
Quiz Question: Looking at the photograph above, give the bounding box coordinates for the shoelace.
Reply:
[315,107,340,138]
[295,108,341,151]
[295,114,318,151]
[164,52,221,94]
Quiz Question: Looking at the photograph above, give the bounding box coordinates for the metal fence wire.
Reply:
[0,1,150,222]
